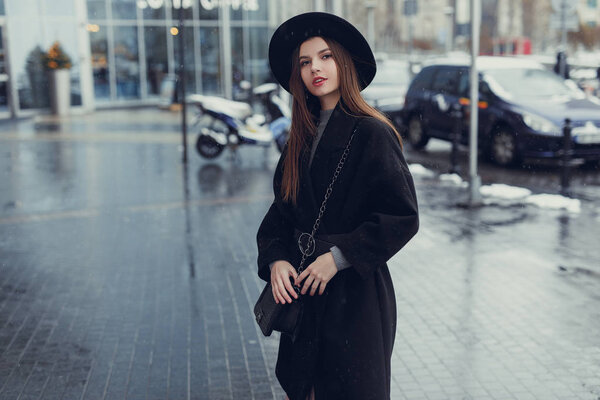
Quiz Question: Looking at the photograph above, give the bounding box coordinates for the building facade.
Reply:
[0,0,283,119]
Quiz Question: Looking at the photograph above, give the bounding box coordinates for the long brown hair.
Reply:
[281,36,402,205]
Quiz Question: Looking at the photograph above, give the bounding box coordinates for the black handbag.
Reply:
[254,126,357,338]
[254,281,304,338]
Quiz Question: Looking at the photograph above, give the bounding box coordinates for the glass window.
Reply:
[7,17,46,109]
[457,68,469,96]
[111,0,137,19]
[231,27,245,99]
[87,0,107,19]
[431,67,460,95]
[410,66,436,92]
[44,0,76,16]
[230,2,243,20]
[145,26,168,96]
[113,26,140,99]
[171,1,193,20]
[0,26,7,111]
[0,27,6,74]
[90,26,110,100]
[246,0,267,21]
[172,26,196,94]
[248,27,269,86]
[0,0,5,15]
[199,27,221,95]
[142,0,166,19]
[6,0,39,16]
[198,0,218,19]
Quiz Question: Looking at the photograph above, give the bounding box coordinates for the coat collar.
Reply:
[297,101,360,221]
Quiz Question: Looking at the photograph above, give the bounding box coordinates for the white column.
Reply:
[75,0,95,111]
[221,4,232,99]
[331,0,343,16]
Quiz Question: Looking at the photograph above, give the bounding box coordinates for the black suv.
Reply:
[402,56,600,166]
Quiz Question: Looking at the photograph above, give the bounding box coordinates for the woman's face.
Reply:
[298,36,340,110]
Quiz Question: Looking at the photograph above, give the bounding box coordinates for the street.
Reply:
[1,109,599,399]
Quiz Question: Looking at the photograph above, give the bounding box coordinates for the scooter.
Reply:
[188,82,290,159]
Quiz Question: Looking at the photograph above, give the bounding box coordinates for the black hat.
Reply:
[268,12,376,93]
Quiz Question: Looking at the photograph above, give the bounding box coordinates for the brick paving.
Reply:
[0,110,599,399]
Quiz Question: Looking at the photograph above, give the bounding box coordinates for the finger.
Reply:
[277,277,293,303]
[296,268,310,286]
[272,284,281,304]
[301,275,315,295]
[283,275,298,300]
[318,281,327,295]
[309,280,319,296]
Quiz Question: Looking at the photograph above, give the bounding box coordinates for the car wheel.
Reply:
[490,128,521,166]
[407,116,430,150]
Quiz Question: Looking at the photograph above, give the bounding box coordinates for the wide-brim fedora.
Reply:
[268,12,376,93]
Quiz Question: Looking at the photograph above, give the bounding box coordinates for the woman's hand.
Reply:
[271,260,299,304]
[295,252,338,296]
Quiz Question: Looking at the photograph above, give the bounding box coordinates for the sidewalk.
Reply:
[0,109,599,399]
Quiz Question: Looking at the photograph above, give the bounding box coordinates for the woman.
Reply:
[256,12,419,400]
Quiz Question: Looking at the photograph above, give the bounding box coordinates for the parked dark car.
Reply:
[402,56,600,166]
[362,58,411,129]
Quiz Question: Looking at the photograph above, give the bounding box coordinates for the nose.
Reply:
[310,59,321,74]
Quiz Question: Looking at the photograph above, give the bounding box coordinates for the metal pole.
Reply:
[444,6,454,54]
[559,0,567,78]
[366,1,376,49]
[178,3,188,164]
[469,0,481,205]
[450,103,462,174]
[560,118,572,197]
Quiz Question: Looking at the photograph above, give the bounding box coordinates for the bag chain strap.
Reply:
[295,127,357,290]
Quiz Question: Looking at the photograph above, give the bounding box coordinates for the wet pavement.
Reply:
[1,109,600,400]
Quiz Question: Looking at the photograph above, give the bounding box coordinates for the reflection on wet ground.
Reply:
[0,109,599,399]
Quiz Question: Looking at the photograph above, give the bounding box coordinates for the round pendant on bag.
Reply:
[297,232,315,257]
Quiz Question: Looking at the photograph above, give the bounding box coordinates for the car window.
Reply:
[431,67,460,95]
[457,69,469,96]
[410,66,436,92]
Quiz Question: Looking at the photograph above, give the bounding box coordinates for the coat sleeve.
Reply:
[256,146,295,282]
[256,201,295,282]
[328,120,419,280]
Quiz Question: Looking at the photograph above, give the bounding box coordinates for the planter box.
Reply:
[49,69,71,116]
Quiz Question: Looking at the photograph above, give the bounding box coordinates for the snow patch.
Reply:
[526,194,581,213]
[480,184,531,200]
[408,164,435,178]
[478,183,581,213]
[439,173,467,187]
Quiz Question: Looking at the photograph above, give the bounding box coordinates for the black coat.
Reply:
[256,103,419,400]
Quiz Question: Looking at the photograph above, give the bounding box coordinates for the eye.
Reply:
[300,60,309,67]
[322,53,332,60]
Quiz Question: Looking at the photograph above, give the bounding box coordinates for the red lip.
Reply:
[312,77,327,86]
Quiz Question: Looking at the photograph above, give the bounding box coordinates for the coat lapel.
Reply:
[297,102,359,227]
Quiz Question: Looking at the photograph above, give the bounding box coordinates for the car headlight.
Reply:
[521,112,561,136]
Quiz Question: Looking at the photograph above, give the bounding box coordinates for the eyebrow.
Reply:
[299,48,331,60]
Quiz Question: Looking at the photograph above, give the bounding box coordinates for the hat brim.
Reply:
[268,12,376,93]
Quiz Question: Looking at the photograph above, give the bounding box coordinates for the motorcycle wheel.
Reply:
[196,134,225,159]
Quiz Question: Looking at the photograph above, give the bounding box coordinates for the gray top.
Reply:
[269,108,351,273]
[308,108,334,168]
